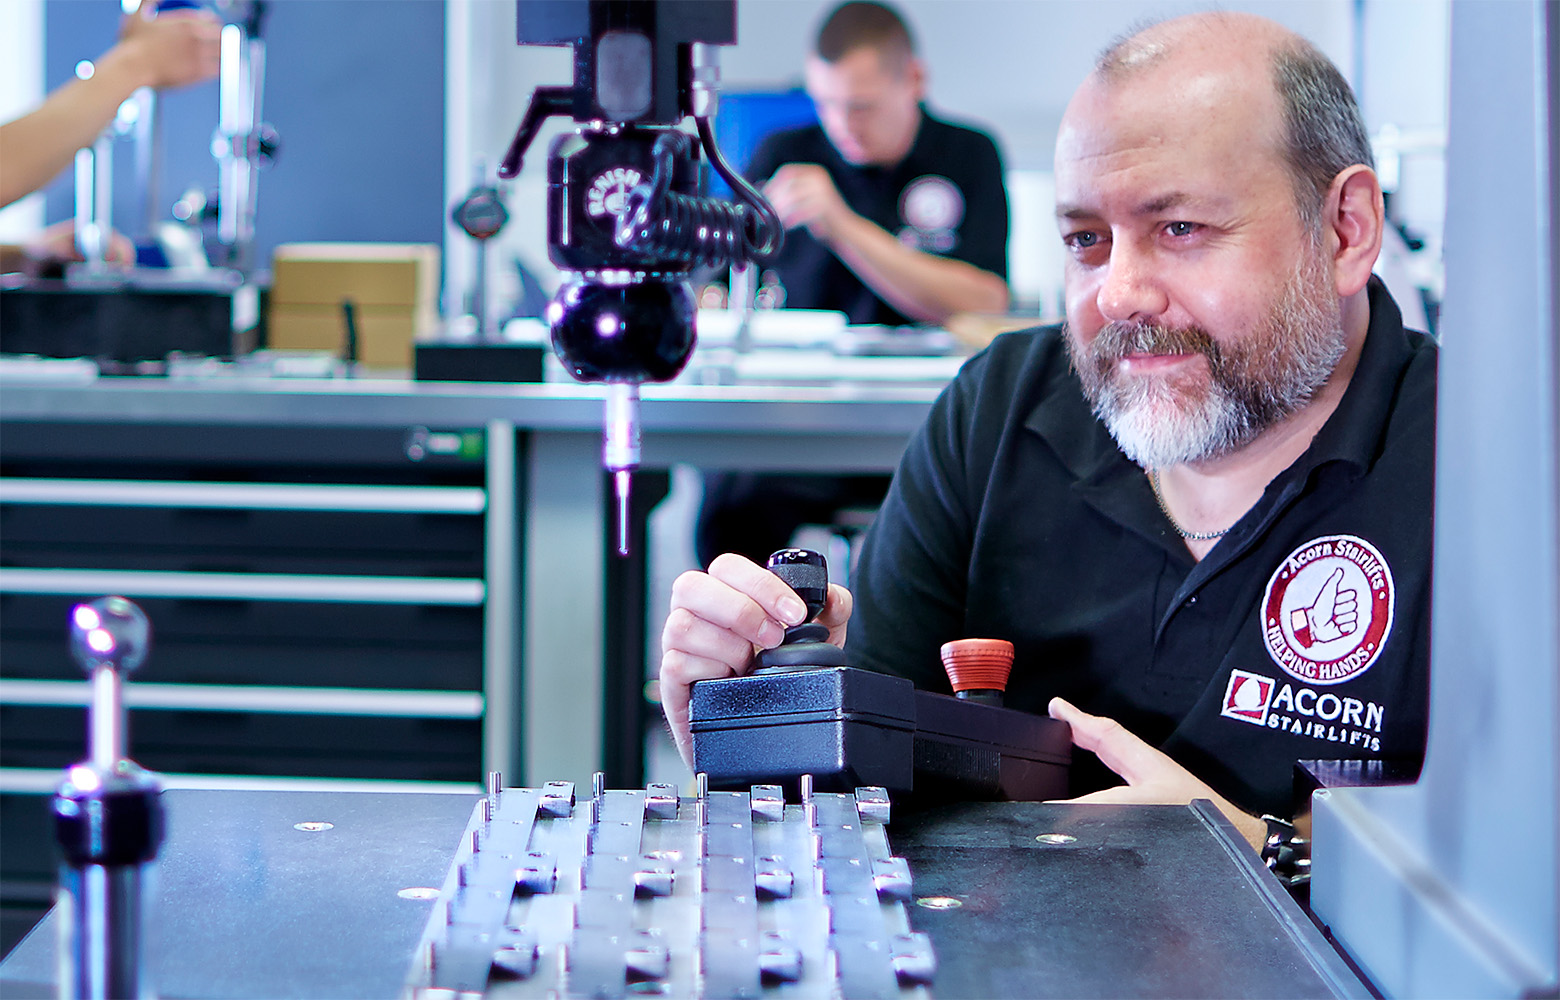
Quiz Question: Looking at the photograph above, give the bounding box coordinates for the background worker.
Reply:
[698,0,1012,569]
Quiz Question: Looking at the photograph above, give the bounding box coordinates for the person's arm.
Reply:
[762,163,1008,323]
[1047,697,1269,850]
[826,204,1011,322]
[0,8,220,209]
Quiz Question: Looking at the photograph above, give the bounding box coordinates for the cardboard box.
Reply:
[267,303,418,371]
[266,243,441,371]
[270,242,440,310]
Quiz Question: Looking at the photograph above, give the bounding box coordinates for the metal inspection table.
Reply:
[0,789,1366,998]
[0,788,480,999]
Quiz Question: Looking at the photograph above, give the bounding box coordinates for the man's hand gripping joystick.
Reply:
[659,548,853,767]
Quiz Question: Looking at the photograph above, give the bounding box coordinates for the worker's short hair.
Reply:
[1096,23,1374,234]
[814,1,916,71]
[1270,40,1376,232]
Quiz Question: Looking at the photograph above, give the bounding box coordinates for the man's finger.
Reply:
[1049,696,1167,786]
[659,648,742,719]
[659,648,746,768]
[661,605,766,671]
[707,553,809,628]
[672,562,797,649]
[818,584,853,628]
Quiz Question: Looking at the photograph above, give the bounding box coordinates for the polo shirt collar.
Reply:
[1287,277,1414,480]
[1020,337,1159,540]
[861,104,930,183]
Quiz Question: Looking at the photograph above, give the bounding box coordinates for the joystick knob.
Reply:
[70,596,150,676]
[754,549,846,672]
[69,597,150,769]
[767,548,828,621]
[939,638,1014,707]
[55,596,163,1000]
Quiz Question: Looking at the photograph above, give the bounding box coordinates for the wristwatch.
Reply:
[1260,814,1312,887]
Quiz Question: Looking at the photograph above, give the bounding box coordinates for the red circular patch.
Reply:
[1262,534,1394,685]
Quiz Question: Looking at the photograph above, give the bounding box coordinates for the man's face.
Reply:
[804,47,924,167]
[1054,64,1346,468]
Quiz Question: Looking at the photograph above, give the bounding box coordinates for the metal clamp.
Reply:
[1260,814,1312,887]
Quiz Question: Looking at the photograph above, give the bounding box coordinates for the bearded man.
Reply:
[658,11,1435,852]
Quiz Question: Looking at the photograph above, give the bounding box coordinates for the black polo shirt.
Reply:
[849,280,1436,819]
[748,108,1009,326]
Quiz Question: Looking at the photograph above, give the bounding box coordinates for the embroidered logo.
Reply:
[1220,668,1275,725]
[1217,667,1386,752]
[897,175,963,253]
[1262,534,1394,685]
[586,167,642,219]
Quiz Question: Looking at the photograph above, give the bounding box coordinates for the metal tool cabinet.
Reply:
[0,419,520,939]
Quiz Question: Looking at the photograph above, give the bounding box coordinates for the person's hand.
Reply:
[762,164,855,245]
[15,220,135,276]
[659,553,853,767]
[1047,696,1267,850]
[116,6,222,91]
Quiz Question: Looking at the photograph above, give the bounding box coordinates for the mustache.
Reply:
[1090,321,1219,366]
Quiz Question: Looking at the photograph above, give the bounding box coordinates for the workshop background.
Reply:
[0,0,1448,329]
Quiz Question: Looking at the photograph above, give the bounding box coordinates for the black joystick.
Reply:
[755,548,849,671]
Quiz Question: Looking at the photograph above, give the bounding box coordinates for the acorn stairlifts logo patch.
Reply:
[1219,667,1386,751]
[897,175,963,253]
[1262,534,1395,685]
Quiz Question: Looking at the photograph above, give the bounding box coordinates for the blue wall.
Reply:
[43,0,446,268]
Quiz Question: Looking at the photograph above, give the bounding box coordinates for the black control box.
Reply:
[689,666,1071,802]
[413,342,545,383]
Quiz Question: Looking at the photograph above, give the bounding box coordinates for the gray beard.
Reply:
[1068,251,1347,469]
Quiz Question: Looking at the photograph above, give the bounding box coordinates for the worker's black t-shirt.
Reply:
[747,109,1009,326]
[849,280,1436,819]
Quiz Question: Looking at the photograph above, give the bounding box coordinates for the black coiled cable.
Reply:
[613,118,783,269]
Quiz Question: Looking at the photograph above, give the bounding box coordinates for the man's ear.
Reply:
[1325,165,1385,297]
[905,55,927,100]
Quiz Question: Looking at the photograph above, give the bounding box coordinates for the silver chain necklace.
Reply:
[1148,469,1233,541]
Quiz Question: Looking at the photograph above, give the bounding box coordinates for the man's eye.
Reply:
[1165,221,1199,237]
[1064,231,1100,249]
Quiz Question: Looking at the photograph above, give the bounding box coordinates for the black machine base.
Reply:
[0,277,249,364]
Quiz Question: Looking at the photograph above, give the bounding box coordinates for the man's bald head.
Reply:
[1087,12,1373,232]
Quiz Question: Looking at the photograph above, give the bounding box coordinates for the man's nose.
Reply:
[839,113,870,138]
[1096,243,1168,324]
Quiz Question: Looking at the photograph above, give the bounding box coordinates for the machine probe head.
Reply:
[504,0,782,556]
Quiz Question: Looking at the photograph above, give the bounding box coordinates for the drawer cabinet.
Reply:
[0,420,521,944]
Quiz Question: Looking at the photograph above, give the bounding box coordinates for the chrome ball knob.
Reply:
[68,596,150,675]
